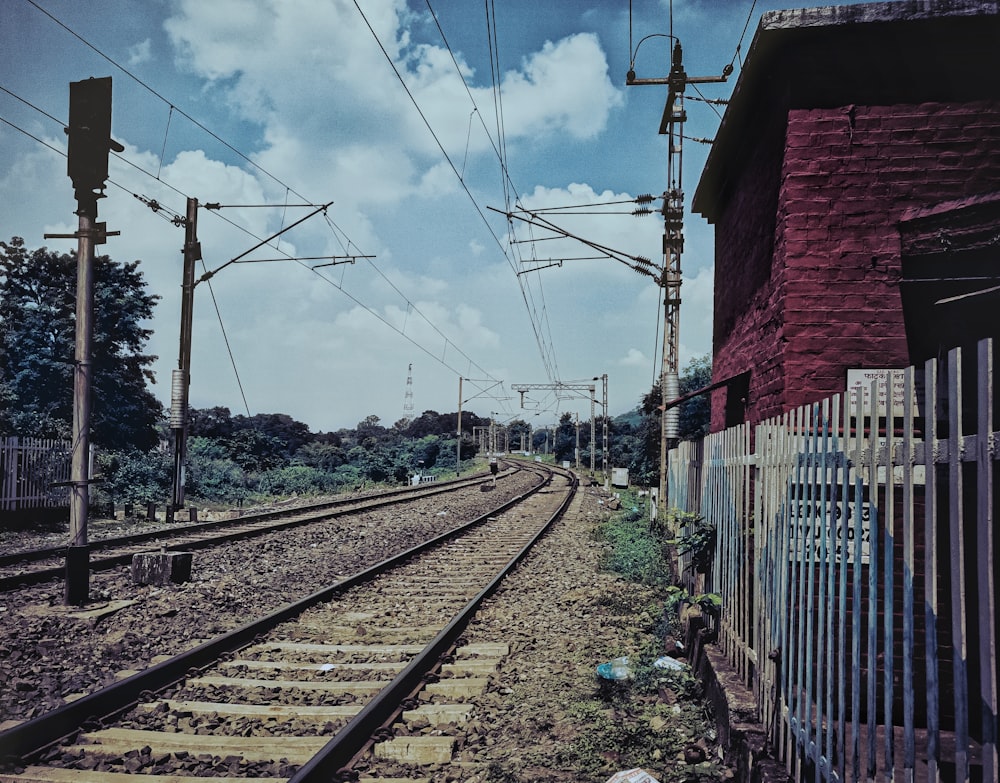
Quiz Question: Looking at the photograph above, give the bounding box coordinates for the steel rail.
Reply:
[289,464,578,781]
[0,462,552,764]
[0,470,506,591]
[0,469,497,567]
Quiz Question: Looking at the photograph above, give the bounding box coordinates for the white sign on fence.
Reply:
[789,484,872,565]
[846,368,917,417]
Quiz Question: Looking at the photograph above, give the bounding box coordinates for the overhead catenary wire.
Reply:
[7,5,522,417]
[360,0,561,397]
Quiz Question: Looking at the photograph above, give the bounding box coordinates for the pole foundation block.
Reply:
[131,551,193,585]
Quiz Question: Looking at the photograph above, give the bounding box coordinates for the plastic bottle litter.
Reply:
[596,656,631,680]
[653,655,688,671]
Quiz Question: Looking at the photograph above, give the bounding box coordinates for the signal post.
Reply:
[47,77,122,604]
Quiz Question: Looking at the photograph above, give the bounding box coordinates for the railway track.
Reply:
[0,461,577,782]
[0,469,511,592]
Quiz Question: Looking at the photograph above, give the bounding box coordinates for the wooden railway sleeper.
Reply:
[0,464,565,772]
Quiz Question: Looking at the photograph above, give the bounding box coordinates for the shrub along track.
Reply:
[0,471,514,591]
[0,463,577,781]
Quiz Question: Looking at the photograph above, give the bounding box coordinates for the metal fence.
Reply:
[668,340,997,782]
[0,437,71,513]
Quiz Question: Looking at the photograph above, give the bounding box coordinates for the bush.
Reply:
[594,493,673,587]
[256,465,337,496]
[94,449,171,509]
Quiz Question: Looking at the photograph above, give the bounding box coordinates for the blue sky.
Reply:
[0,0,864,433]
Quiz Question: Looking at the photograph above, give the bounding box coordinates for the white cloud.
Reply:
[128,39,152,66]
[620,347,648,366]
[497,34,624,140]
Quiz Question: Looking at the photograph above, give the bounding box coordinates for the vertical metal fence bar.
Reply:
[884,375,897,778]
[866,379,880,781]
[947,347,970,783]
[816,398,832,780]
[793,406,810,776]
[851,386,864,780]
[924,356,941,783]
[741,423,752,682]
[835,392,849,783]
[976,339,998,782]
[901,366,916,782]
[824,396,840,780]
[728,426,740,669]
[781,412,797,769]
[803,404,820,774]
[754,422,768,724]
[787,407,803,774]
[773,417,794,765]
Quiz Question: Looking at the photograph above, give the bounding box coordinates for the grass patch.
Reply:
[593,493,674,589]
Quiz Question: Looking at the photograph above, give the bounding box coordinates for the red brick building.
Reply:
[692,1,1000,432]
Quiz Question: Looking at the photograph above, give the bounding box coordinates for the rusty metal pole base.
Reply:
[64,545,90,605]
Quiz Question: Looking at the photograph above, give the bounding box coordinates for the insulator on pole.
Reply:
[635,193,656,204]
[632,207,653,216]
[664,371,680,439]
[170,368,188,428]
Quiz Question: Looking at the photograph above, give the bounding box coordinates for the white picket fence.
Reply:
[0,437,71,512]
[669,339,997,782]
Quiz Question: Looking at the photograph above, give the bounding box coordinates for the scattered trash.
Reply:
[654,655,688,671]
[436,511,448,516]
[596,656,631,680]
[317,663,336,672]
[606,769,660,783]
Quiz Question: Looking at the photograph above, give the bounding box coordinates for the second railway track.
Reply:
[0,469,515,592]
[0,461,577,781]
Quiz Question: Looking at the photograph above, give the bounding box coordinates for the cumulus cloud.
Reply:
[620,348,648,366]
[127,39,152,66]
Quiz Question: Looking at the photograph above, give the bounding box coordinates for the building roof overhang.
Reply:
[692,0,1000,222]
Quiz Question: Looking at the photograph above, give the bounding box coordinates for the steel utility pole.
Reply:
[627,41,729,516]
[170,198,200,511]
[47,77,123,604]
[156,200,333,511]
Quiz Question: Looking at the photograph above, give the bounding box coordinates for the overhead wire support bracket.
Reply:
[517,260,563,276]
[488,205,664,283]
[196,201,333,286]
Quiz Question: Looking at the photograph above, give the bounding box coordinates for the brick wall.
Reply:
[711,98,1000,430]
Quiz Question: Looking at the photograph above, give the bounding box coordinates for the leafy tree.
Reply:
[506,418,532,451]
[554,412,576,463]
[677,353,712,441]
[188,406,236,439]
[258,465,336,495]
[347,443,392,483]
[242,412,311,455]
[185,436,248,504]
[95,449,171,508]
[622,355,714,487]
[293,441,346,471]
[409,434,442,470]
[0,237,162,450]
[224,429,286,472]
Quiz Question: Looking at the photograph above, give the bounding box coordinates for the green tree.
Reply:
[95,449,172,508]
[293,441,346,471]
[677,353,712,441]
[224,429,286,472]
[554,412,576,463]
[0,237,162,450]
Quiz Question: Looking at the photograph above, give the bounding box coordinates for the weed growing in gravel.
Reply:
[550,492,734,783]
[592,495,674,588]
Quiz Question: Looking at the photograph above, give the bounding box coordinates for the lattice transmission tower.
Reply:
[402,363,415,423]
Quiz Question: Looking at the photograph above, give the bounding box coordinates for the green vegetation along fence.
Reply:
[0,437,71,515]
[668,339,997,783]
